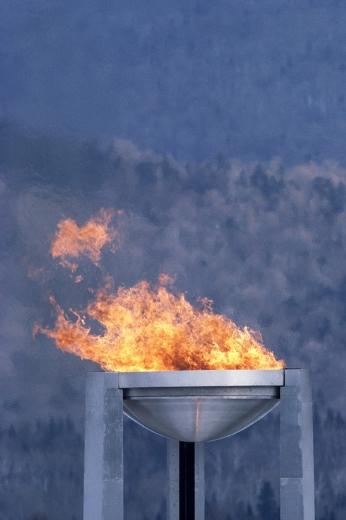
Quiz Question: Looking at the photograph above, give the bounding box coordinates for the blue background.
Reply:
[0,2,345,519]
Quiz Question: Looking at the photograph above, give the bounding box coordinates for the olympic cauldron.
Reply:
[83,369,315,520]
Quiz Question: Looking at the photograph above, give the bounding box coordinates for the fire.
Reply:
[50,209,118,272]
[37,276,284,372]
[36,210,285,371]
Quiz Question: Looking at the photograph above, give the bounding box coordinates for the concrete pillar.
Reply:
[83,372,124,520]
[280,369,315,520]
[195,443,205,520]
[167,440,180,520]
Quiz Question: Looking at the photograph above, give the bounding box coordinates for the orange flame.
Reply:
[37,277,284,371]
[50,209,118,272]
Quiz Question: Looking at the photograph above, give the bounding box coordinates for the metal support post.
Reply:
[180,442,195,520]
[280,369,315,520]
[83,373,124,520]
[167,440,205,520]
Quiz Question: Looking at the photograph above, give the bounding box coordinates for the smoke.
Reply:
[0,126,346,420]
[1,124,346,518]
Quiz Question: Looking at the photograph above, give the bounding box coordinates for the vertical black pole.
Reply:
[179,442,195,520]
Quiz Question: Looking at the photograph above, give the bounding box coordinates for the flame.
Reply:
[36,277,284,371]
[50,209,118,271]
[36,210,285,372]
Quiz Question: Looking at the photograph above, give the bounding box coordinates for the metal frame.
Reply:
[83,369,315,520]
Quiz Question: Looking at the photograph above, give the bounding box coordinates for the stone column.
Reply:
[280,369,315,520]
[83,372,124,520]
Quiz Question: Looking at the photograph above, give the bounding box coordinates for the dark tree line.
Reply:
[0,406,345,519]
[1,124,346,519]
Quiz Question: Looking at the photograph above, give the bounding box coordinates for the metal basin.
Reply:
[120,370,283,442]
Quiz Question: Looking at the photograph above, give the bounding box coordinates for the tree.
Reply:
[244,503,255,520]
[257,481,279,520]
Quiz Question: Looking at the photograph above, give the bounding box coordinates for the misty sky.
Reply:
[0,2,346,518]
[1,1,346,163]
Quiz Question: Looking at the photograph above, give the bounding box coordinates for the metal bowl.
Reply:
[120,370,283,442]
